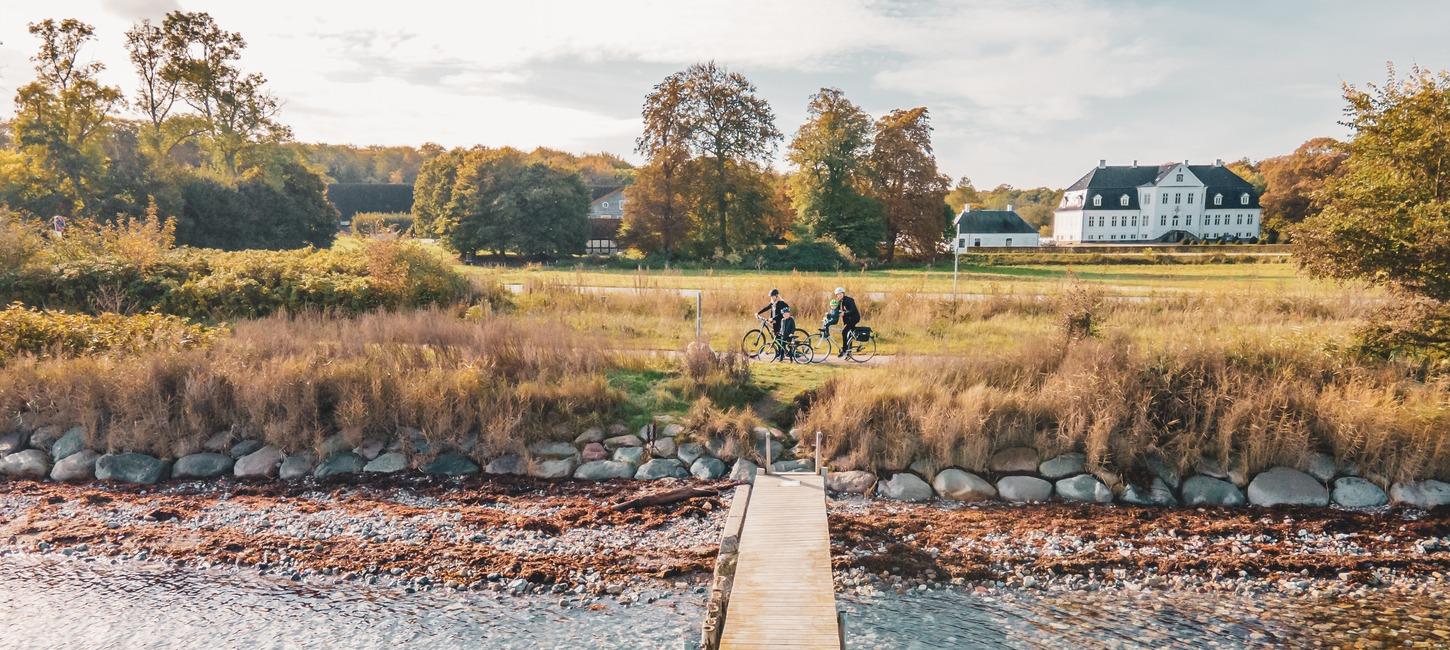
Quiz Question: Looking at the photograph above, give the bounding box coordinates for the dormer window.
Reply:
[1214,193,1223,206]
[1176,173,1183,182]
[1119,194,1129,207]
[1092,194,1102,207]
[1240,193,1250,205]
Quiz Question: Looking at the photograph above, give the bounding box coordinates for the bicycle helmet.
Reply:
[834,287,845,295]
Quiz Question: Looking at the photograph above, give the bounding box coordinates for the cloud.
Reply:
[102,0,180,19]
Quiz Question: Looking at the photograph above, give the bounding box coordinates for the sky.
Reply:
[2,0,1449,188]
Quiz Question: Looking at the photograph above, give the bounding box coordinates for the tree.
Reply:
[10,19,123,216]
[868,107,950,261]
[678,62,782,252]
[1258,137,1347,239]
[1294,66,1450,364]
[944,177,982,213]
[412,147,468,237]
[787,88,884,257]
[621,72,692,256]
[434,149,590,258]
[503,163,591,257]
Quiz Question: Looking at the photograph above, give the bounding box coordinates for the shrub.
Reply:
[753,239,851,271]
[0,303,223,365]
[351,211,415,235]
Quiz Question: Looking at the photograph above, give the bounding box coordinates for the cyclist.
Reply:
[834,287,860,357]
[755,289,789,343]
[773,306,797,361]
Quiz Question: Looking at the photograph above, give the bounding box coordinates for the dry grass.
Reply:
[0,310,623,459]
[799,334,1450,482]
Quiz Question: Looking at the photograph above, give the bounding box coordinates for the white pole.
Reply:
[696,291,703,341]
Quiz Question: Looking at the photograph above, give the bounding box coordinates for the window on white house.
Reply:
[1120,195,1129,206]
[1237,215,1243,225]
[1162,193,1168,204]
[1186,215,1192,226]
[1172,216,1180,226]
[1187,194,1194,204]
[1176,173,1183,182]
[958,238,966,248]
[1006,238,1013,247]
[1241,193,1250,205]
[602,202,610,208]
[1175,193,1182,204]
[973,238,981,247]
[1247,214,1254,224]
[1093,194,1102,207]
[1214,193,1223,206]
[1111,217,1117,227]
[1160,216,1167,226]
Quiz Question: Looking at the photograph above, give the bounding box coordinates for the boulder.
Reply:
[234,445,285,479]
[580,443,608,462]
[398,427,431,456]
[172,453,234,479]
[1145,454,1181,489]
[319,434,354,458]
[989,447,1039,474]
[354,437,388,461]
[754,437,785,464]
[606,423,628,436]
[690,457,727,480]
[826,470,877,494]
[1055,474,1113,503]
[315,452,368,479]
[1389,480,1450,510]
[613,446,646,467]
[907,460,935,483]
[484,454,525,475]
[878,472,933,502]
[50,449,99,482]
[729,459,758,483]
[528,441,579,460]
[574,427,605,445]
[635,458,689,480]
[230,439,263,459]
[530,457,577,479]
[363,452,408,474]
[1120,477,1178,506]
[1196,456,1230,480]
[95,453,168,485]
[0,430,29,456]
[49,427,87,462]
[677,442,707,466]
[1247,467,1329,507]
[279,453,316,480]
[573,460,635,481]
[28,425,63,451]
[603,434,643,450]
[772,459,814,473]
[1181,475,1245,506]
[649,437,677,459]
[201,431,232,453]
[1332,477,1388,508]
[0,450,51,479]
[661,422,685,438]
[1304,452,1337,483]
[422,452,479,477]
[996,476,1053,502]
[932,469,996,502]
[1038,453,1085,480]
[706,438,739,463]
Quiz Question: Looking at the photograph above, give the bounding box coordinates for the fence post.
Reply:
[815,430,823,476]
[696,290,703,341]
[764,428,772,475]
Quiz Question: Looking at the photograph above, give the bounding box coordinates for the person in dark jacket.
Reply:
[773,306,796,361]
[834,287,860,357]
[755,289,789,341]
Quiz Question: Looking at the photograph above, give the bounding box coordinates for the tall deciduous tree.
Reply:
[1258,137,1347,239]
[432,148,590,258]
[787,88,883,257]
[10,19,123,216]
[1294,66,1450,364]
[621,72,692,256]
[678,62,781,252]
[869,107,950,261]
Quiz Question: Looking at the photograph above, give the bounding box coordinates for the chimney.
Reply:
[1132,159,1138,167]
[1215,158,1224,167]
[1098,159,1106,169]
[1006,204,1014,212]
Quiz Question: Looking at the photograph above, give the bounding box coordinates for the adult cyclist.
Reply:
[833,287,861,357]
[755,288,789,346]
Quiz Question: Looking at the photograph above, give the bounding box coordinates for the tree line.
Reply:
[1,14,337,250]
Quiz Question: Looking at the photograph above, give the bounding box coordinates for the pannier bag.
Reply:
[854,327,872,342]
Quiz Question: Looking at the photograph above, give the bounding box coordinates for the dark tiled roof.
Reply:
[590,186,624,201]
[1063,163,1260,210]
[954,209,1038,235]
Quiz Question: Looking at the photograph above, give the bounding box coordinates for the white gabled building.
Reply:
[1051,159,1263,245]
[952,205,1040,250]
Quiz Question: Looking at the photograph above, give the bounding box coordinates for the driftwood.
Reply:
[610,486,720,511]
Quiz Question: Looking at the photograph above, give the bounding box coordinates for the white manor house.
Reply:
[1051,160,1263,244]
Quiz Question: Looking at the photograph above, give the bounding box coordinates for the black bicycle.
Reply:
[839,326,876,363]
[741,317,813,363]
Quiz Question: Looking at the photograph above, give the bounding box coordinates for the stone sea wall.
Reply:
[1,417,1446,510]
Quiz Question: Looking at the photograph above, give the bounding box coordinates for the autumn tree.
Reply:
[620,72,692,256]
[1258,137,1347,239]
[1294,66,1450,366]
[678,62,782,252]
[426,148,590,258]
[868,107,950,261]
[787,88,883,257]
[10,19,123,216]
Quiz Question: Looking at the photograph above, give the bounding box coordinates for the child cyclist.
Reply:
[773,306,797,361]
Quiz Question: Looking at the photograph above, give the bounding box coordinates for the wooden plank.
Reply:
[719,472,841,650]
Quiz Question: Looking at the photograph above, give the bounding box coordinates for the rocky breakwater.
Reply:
[820,445,1448,512]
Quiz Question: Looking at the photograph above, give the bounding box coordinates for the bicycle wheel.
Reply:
[740,329,769,359]
[809,330,833,363]
[848,335,877,363]
[790,339,814,364]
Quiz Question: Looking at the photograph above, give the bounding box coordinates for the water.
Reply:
[0,555,700,649]
[5,555,1444,649]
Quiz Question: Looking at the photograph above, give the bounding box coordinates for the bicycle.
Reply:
[838,326,877,363]
[741,317,813,363]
